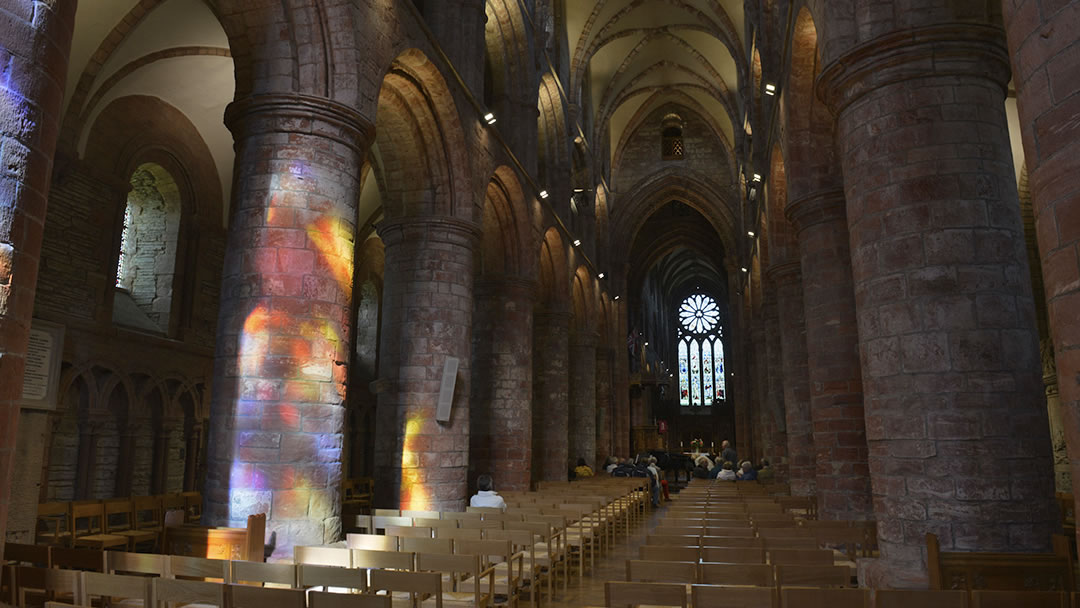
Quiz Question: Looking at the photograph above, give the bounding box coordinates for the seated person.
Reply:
[470,474,507,511]
[757,458,775,481]
[574,457,595,478]
[694,453,715,471]
[604,456,619,474]
[716,461,737,481]
[736,460,757,481]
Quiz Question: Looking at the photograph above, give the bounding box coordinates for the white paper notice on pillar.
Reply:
[436,357,460,423]
[20,319,65,411]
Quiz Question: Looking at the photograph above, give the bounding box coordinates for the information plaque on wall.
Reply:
[19,319,65,410]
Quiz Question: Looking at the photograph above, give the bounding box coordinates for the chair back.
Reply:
[70,503,106,536]
[133,496,163,530]
[970,590,1068,607]
[350,549,414,571]
[308,589,392,608]
[369,569,442,608]
[4,542,49,566]
[768,548,834,566]
[167,555,230,582]
[702,546,766,563]
[107,551,167,576]
[83,571,152,606]
[49,547,105,572]
[691,585,775,608]
[294,545,352,568]
[153,577,226,607]
[229,584,305,608]
[231,560,296,587]
[874,589,969,608]
[604,581,688,608]
[297,563,366,593]
[399,537,453,555]
[625,559,697,584]
[774,564,851,588]
[103,499,135,533]
[385,525,432,539]
[699,562,774,587]
[780,588,870,608]
[638,545,699,562]
[346,533,397,551]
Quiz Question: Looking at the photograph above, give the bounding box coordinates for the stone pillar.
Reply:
[763,290,789,480]
[204,94,371,558]
[184,420,204,492]
[470,277,534,492]
[769,262,815,496]
[532,310,570,481]
[374,217,478,512]
[595,347,614,464]
[788,190,873,521]
[0,0,76,559]
[819,24,1057,587]
[569,331,598,468]
[1003,0,1080,542]
[613,299,632,459]
[1042,340,1070,492]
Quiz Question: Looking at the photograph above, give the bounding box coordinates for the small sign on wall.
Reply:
[20,319,65,411]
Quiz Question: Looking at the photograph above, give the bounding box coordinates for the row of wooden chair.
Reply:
[603,582,1078,608]
[36,493,201,549]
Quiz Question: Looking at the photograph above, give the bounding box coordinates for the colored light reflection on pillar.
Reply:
[400,415,430,511]
[307,217,354,293]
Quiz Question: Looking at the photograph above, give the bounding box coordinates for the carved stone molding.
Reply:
[376,216,481,249]
[224,93,375,155]
[785,188,846,234]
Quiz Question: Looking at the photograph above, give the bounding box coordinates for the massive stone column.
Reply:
[533,310,570,480]
[422,0,486,93]
[819,23,1057,587]
[595,347,614,464]
[762,289,789,480]
[568,331,598,468]
[374,217,478,512]
[769,262,815,496]
[1003,0,1080,542]
[471,277,534,492]
[205,94,371,558]
[0,0,77,561]
[788,190,872,520]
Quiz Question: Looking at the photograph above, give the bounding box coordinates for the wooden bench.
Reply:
[163,514,266,562]
[927,533,1074,591]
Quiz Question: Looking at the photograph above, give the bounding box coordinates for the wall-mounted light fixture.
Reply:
[539,190,549,199]
[614,295,621,301]
[573,239,581,247]
[741,267,748,273]
[764,84,776,96]
[483,112,497,125]
[598,272,606,279]
[752,173,762,182]
[748,230,756,237]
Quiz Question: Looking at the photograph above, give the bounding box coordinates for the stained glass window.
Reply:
[677,294,726,406]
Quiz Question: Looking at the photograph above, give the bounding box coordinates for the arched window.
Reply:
[677,293,725,406]
[662,113,684,160]
[113,164,181,333]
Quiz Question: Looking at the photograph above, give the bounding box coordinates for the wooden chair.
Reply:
[604,581,687,608]
[969,590,1067,607]
[701,546,766,564]
[297,563,367,593]
[12,566,81,608]
[106,551,168,577]
[153,577,225,608]
[401,510,440,520]
[162,494,186,517]
[231,560,296,587]
[638,545,699,562]
[70,503,127,550]
[308,589,392,608]
[769,549,834,566]
[350,549,415,572]
[36,503,73,547]
[81,571,153,607]
[691,585,775,608]
[699,563,774,587]
[701,537,765,549]
[103,499,158,551]
[369,569,442,608]
[295,546,353,568]
[704,526,756,537]
[454,538,521,607]
[874,589,969,608]
[386,525,433,539]
[347,533,399,551]
[180,492,202,523]
[49,547,105,572]
[400,537,454,555]
[167,555,230,582]
[625,559,697,584]
[780,588,870,608]
[228,583,305,608]
[4,543,50,566]
[417,552,494,607]
[416,518,459,530]
[774,565,851,588]
[762,537,820,550]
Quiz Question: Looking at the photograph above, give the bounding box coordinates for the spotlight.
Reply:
[539,190,549,199]
[752,173,762,182]
[748,231,756,237]
[598,272,606,279]
[741,267,748,273]
[574,188,584,193]
[614,295,620,301]
[573,239,581,247]
[764,83,776,96]
[644,342,649,346]
[483,112,497,125]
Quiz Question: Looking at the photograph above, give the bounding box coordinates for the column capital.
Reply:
[785,189,846,234]
[765,261,801,284]
[534,309,572,324]
[224,93,375,155]
[376,216,481,248]
[817,23,1011,116]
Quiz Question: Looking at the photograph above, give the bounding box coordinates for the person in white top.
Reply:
[469,474,507,511]
[716,461,737,481]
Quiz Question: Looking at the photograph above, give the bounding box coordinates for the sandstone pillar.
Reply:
[595,347,614,464]
[819,25,1057,587]
[1003,0,1080,542]
[769,262,814,496]
[533,310,570,481]
[204,94,371,558]
[569,332,598,468]
[762,290,788,480]
[471,277,534,492]
[0,0,76,559]
[613,299,632,458]
[374,217,478,511]
[788,190,872,520]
